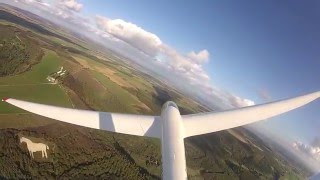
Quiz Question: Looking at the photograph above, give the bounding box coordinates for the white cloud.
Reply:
[211,88,255,108]
[14,0,49,6]
[187,50,210,64]
[293,141,320,161]
[14,0,82,19]
[230,96,255,107]
[158,44,210,82]
[312,137,320,147]
[95,16,162,57]
[59,0,83,12]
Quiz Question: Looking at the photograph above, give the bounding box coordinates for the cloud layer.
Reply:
[187,50,210,64]
[293,141,320,161]
[59,0,83,12]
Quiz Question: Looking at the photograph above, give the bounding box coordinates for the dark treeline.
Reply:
[0,25,43,76]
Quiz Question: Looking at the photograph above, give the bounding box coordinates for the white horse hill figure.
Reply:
[20,137,49,158]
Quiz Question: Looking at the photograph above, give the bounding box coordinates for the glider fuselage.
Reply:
[161,102,187,180]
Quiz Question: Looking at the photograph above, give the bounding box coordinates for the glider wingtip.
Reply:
[2,97,9,102]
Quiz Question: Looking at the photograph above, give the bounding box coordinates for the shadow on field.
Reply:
[152,85,173,106]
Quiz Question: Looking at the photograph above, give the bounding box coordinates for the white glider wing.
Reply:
[3,98,161,138]
[182,91,320,138]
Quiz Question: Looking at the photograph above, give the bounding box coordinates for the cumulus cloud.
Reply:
[59,0,83,12]
[159,45,210,81]
[51,0,84,20]
[210,87,255,108]
[16,0,38,2]
[24,0,42,3]
[14,0,49,6]
[229,96,255,108]
[312,137,320,147]
[293,141,320,161]
[187,50,210,64]
[95,15,162,57]
[13,0,83,19]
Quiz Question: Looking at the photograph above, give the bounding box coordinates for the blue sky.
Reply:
[78,0,320,144]
[4,0,319,146]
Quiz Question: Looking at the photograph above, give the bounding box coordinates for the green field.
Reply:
[72,53,154,91]
[91,70,146,113]
[0,50,63,84]
[0,113,53,129]
[0,50,72,114]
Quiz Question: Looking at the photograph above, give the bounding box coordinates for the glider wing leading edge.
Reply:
[3,91,320,138]
[3,98,161,138]
[182,91,320,137]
